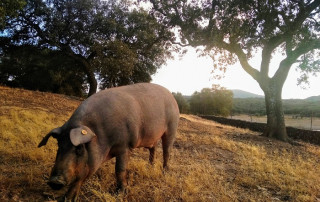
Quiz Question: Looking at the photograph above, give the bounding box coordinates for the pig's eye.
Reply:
[75,145,84,156]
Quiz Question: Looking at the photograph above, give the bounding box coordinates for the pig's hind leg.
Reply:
[161,125,177,170]
[149,146,156,165]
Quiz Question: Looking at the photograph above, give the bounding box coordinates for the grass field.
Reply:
[1,86,320,201]
[231,114,320,131]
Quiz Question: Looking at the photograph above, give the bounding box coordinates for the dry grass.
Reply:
[1,86,320,201]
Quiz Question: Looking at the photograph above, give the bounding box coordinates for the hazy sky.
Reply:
[151,48,320,99]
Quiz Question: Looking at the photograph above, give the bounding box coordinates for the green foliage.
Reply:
[1,0,175,95]
[283,99,320,117]
[297,52,320,88]
[147,0,320,91]
[94,8,173,88]
[172,92,190,114]
[232,98,266,116]
[0,45,86,96]
[148,0,320,68]
[189,88,233,117]
[0,0,25,29]
[213,89,234,116]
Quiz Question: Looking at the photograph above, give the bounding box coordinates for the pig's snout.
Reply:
[48,175,66,190]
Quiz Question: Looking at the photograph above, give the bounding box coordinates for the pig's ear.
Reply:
[38,127,62,148]
[70,126,96,146]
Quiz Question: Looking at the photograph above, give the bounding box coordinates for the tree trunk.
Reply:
[262,81,288,141]
[85,66,97,97]
[65,49,97,97]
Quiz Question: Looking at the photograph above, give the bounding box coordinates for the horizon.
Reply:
[164,88,320,100]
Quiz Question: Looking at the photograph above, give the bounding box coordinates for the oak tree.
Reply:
[148,0,320,141]
[1,0,174,96]
[0,45,86,96]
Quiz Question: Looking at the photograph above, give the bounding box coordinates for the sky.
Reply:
[151,48,320,99]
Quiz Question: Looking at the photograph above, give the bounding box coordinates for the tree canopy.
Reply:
[147,0,320,141]
[1,0,175,96]
[0,0,25,29]
[0,45,86,96]
[189,88,233,117]
[172,92,190,114]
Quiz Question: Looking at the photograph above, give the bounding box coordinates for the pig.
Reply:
[38,83,179,201]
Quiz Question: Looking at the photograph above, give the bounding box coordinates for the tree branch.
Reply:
[226,43,260,82]
[259,0,320,81]
[260,45,276,78]
[273,38,320,85]
[171,41,190,47]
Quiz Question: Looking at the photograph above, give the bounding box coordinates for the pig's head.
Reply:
[38,125,96,191]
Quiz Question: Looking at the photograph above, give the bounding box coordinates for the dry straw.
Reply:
[1,87,320,201]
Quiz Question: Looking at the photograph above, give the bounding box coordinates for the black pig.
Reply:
[38,83,179,201]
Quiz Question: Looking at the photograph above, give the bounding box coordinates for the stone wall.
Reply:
[200,115,320,145]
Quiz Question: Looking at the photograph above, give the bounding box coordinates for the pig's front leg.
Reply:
[115,151,129,192]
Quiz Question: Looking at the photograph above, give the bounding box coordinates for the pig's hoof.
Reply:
[162,166,170,174]
[115,186,128,195]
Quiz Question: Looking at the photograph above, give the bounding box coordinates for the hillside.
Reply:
[233,96,320,116]
[231,89,264,98]
[306,95,320,101]
[1,86,320,201]
[182,89,263,100]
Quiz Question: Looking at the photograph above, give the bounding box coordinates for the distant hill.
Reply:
[231,89,264,98]
[181,89,263,99]
[305,95,320,101]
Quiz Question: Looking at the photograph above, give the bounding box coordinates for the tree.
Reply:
[190,89,214,115]
[0,45,87,96]
[189,88,233,116]
[172,92,190,113]
[1,0,174,96]
[212,88,233,117]
[148,0,320,141]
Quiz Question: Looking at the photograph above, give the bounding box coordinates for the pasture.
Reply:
[231,114,320,131]
[1,86,320,201]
